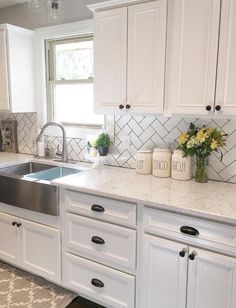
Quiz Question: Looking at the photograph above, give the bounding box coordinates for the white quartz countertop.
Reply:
[54,165,236,225]
[0,153,235,225]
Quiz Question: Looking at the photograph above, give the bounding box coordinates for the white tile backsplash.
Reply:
[1,113,235,183]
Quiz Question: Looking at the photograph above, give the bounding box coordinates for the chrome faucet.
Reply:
[36,122,68,163]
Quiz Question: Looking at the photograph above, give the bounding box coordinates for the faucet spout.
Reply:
[36,122,68,163]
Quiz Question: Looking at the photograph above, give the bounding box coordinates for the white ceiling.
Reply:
[0,0,27,9]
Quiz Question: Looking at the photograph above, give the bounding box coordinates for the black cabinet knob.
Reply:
[12,221,17,226]
[215,105,221,111]
[16,222,22,228]
[205,105,212,111]
[189,253,195,261]
[91,278,104,288]
[91,236,105,245]
[91,204,105,213]
[119,104,124,109]
[180,226,199,236]
[126,104,131,109]
[179,250,186,258]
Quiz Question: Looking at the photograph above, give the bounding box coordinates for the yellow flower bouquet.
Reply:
[177,123,227,183]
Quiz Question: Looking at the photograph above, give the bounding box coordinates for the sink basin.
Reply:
[24,166,81,181]
[0,162,84,216]
[0,162,55,176]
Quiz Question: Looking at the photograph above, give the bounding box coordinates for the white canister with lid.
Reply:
[136,149,152,175]
[171,149,192,180]
[152,148,171,177]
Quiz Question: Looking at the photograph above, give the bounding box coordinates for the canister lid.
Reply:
[138,149,152,153]
[154,147,171,153]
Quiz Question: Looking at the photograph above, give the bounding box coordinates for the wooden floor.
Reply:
[67,296,105,308]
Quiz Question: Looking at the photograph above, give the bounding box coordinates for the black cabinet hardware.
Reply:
[215,105,221,111]
[180,226,199,236]
[91,204,105,213]
[91,278,104,288]
[16,222,22,228]
[12,221,17,226]
[119,104,124,109]
[91,236,105,245]
[189,253,195,261]
[126,104,131,109]
[205,105,212,111]
[179,250,186,258]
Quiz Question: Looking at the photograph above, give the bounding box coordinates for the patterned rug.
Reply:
[0,262,77,308]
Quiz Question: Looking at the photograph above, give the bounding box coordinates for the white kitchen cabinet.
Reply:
[0,24,35,112]
[20,218,61,282]
[215,0,236,114]
[0,211,61,283]
[0,212,18,264]
[165,0,221,115]
[92,0,167,114]
[142,235,188,308]
[142,235,236,308]
[187,247,236,308]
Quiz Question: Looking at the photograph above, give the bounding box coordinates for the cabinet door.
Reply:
[165,0,221,114]
[142,235,188,308]
[94,7,127,114]
[19,219,61,282]
[127,0,167,113]
[0,30,10,111]
[215,0,236,115]
[187,247,236,308]
[0,212,18,264]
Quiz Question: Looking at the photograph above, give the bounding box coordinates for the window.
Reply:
[46,36,104,127]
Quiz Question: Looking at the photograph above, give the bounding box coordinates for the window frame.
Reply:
[34,20,114,141]
[45,35,104,128]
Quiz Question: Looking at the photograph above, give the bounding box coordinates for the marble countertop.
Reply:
[0,153,235,225]
[54,166,236,225]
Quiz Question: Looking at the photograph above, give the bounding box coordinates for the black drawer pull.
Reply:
[180,226,199,236]
[12,221,17,226]
[91,278,104,288]
[189,253,196,261]
[16,222,22,228]
[91,236,105,245]
[91,204,105,213]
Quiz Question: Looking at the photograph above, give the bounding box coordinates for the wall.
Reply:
[1,112,234,183]
[0,0,107,29]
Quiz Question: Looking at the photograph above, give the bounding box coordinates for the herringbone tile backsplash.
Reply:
[0,113,235,183]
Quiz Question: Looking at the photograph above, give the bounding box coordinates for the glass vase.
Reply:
[195,155,208,183]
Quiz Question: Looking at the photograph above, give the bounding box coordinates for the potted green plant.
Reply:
[95,133,111,156]
[177,123,227,183]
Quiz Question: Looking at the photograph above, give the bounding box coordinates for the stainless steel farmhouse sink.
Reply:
[0,162,83,216]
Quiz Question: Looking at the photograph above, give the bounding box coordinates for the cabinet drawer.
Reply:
[65,214,136,271]
[65,190,136,227]
[144,207,236,255]
[64,253,135,308]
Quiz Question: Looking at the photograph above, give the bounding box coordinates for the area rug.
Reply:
[0,261,77,308]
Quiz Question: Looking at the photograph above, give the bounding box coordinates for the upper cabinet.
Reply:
[165,0,236,116]
[91,0,167,114]
[0,24,35,113]
[215,0,236,115]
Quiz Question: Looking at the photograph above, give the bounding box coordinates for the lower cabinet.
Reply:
[143,234,236,308]
[64,252,135,308]
[0,212,61,283]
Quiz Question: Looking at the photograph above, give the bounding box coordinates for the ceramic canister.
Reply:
[152,148,171,177]
[171,149,192,180]
[136,149,152,175]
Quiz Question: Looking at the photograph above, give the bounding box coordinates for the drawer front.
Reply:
[144,207,236,255]
[64,253,135,308]
[65,214,136,271]
[65,190,136,227]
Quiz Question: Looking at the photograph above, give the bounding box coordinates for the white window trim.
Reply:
[34,20,114,140]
